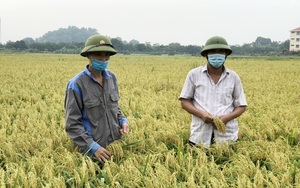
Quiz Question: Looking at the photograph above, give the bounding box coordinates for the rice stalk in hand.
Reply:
[212,117,226,134]
[107,140,124,162]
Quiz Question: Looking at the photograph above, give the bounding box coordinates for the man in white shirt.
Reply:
[179,36,247,148]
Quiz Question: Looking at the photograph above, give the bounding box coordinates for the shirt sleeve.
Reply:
[65,81,97,154]
[233,75,247,107]
[179,70,195,100]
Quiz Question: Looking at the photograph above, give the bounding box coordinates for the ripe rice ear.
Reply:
[106,140,124,162]
[212,117,226,134]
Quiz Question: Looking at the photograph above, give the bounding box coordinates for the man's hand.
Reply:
[120,123,129,135]
[219,115,229,125]
[201,111,214,124]
[94,147,111,163]
[180,99,214,124]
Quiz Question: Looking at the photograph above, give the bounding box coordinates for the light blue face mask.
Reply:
[208,54,226,68]
[91,59,108,72]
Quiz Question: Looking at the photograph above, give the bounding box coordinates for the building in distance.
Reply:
[289,27,300,52]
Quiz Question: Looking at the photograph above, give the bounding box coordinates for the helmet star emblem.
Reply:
[100,40,106,44]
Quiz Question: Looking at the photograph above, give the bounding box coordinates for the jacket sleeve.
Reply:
[64,82,100,153]
[118,107,128,126]
[109,72,128,126]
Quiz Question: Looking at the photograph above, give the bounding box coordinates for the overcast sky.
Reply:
[0,0,299,46]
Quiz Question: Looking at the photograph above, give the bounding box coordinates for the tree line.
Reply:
[0,26,297,56]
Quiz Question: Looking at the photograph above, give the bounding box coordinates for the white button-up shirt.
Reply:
[179,64,247,147]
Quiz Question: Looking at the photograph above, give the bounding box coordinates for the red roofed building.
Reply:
[290,27,300,52]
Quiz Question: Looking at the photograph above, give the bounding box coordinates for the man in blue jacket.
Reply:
[65,34,129,163]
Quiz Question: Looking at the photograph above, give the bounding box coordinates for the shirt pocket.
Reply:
[85,99,105,123]
[220,86,234,105]
[109,93,120,107]
[110,93,120,101]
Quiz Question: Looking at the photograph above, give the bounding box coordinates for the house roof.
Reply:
[291,27,300,31]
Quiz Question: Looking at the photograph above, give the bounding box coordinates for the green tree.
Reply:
[111,38,125,52]
[136,43,147,52]
[22,37,35,45]
[254,36,272,46]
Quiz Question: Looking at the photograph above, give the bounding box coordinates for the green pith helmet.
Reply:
[80,34,117,57]
[200,36,232,57]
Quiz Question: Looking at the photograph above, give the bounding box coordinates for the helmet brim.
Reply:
[80,45,117,57]
[200,44,232,57]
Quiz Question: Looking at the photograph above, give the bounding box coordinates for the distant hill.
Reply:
[35,26,99,43]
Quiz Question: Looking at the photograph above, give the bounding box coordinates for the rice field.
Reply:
[0,53,299,187]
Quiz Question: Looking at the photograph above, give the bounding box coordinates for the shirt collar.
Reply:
[84,65,112,80]
[203,64,230,75]
[202,64,208,73]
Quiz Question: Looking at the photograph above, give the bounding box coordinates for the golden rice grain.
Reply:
[212,117,226,134]
[106,140,124,162]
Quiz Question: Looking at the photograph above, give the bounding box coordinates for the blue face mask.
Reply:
[208,54,226,68]
[91,59,108,72]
